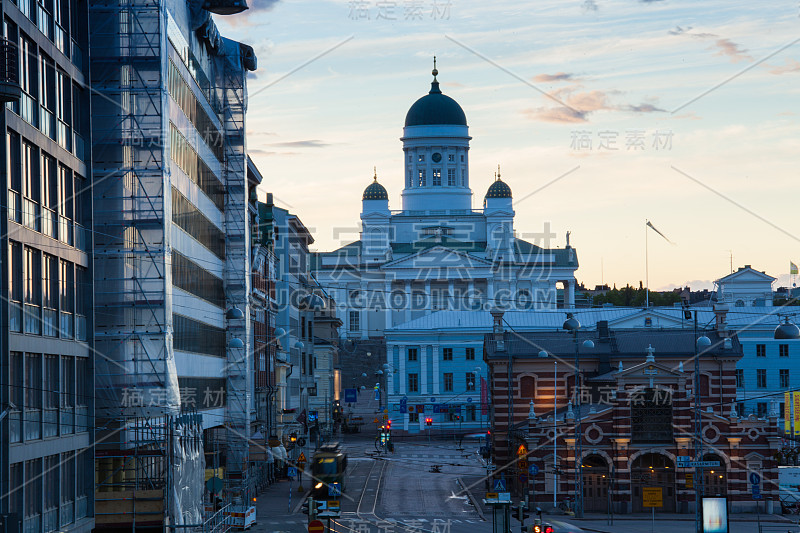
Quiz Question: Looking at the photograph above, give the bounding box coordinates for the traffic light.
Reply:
[531,526,553,533]
[386,419,392,430]
[511,504,529,523]
[425,417,432,426]
[290,432,297,443]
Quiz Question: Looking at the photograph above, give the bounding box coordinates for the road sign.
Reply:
[493,478,507,491]
[416,404,425,413]
[308,519,325,533]
[344,388,358,403]
[677,460,720,468]
[298,452,307,463]
[518,459,529,469]
[529,464,539,476]
[750,472,761,485]
[328,483,341,497]
[383,414,388,421]
[431,397,436,402]
[373,418,379,424]
[486,492,499,499]
[384,409,388,414]
[327,500,340,510]
[642,487,663,508]
[206,476,223,494]
[518,474,528,485]
[287,467,297,478]
[677,456,691,462]
[400,397,407,412]
[467,397,473,402]
[685,473,693,489]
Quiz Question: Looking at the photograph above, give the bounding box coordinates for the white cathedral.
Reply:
[312,65,579,338]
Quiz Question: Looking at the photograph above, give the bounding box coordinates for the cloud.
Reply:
[247,0,280,13]
[712,38,752,63]
[533,72,576,83]
[673,111,701,120]
[524,87,664,123]
[623,103,666,113]
[668,26,717,39]
[266,140,331,148]
[769,58,800,75]
[581,0,598,12]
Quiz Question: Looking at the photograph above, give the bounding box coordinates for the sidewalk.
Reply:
[254,477,309,518]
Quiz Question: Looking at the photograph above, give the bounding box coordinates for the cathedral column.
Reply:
[421,345,429,395]
[432,344,440,394]
[564,280,575,308]
[385,280,393,329]
[360,280,368,339]
[467,280,475,310]
[448,280,455,310]
[398,343,406,395]
[404,280,412,323]
[425,280,432,312]
[387,344,396,396]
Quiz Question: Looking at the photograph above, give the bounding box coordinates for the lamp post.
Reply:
[539,350,558,509]
[562,313,594,519]
[693,322,711,533]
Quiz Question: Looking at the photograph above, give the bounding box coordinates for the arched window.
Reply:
[735,299,745,307]
[519,376,535,398]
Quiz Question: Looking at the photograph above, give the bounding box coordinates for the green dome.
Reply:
[486,179,512,199]
[363,177,388,201]
[405,66,467,127]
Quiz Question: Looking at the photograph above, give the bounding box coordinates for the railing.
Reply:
[43,407,58,437]
[8,189,20,222]
[0,38,20,102]
[42,508,58,532]
[60,311,73,339]
[9,410,21,442]
[40,105,55,139]
[24,408,41,440]
[42,206,57,238]
[23,197,39,231]
[43,307,57,336]
[60,406,74,434]
[23,303,41,334]
[75,405,88,432]
[23,514,40,533]
[60,501,74,527]
[76,496,88,520]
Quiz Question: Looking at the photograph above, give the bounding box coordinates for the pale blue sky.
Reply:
[216,0,800,291]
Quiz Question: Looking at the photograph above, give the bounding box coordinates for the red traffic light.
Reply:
[425,417,432,426]
[387,420,392,429]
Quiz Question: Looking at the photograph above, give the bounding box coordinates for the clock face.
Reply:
[431,152,442,163]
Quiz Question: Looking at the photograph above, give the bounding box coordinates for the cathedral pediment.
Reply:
[382,245,492,272]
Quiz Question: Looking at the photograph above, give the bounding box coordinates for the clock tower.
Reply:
[400,61,472,212]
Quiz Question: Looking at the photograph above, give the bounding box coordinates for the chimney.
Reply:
[490,309,505,352]
[713,302,729,336]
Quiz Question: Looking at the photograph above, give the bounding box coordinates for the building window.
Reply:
[466,404,476,421]
[460,154,464,162]
[173,314,226,358]
[466,347,475,360]
[757,402,768,417]
[447,168,455,186]
[780,369,790,388]
[448,154,455,162]
[443,373,453,392]
[466,372,476,391]
[631,389,673,443]
[408,348,418,361]
[442,348,453,361]
[461,169,465,186]
[418,154,425,162]
[520,376,535,398]
[756,344,766,357]
[735,369,744,389]
[172,251,224,308]
[756,369,767,388]
[408,373,418,393]
[432,168,441,186]
[349,311,360,332]
[24,246,42,334]
[780,344,789,357]
[418,169,426,187]
[407,170,412,188]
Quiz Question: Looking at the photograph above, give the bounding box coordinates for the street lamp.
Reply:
[562,313,594,519]
[539,349,558,509]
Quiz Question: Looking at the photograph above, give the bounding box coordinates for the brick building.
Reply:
[484,310,781,515]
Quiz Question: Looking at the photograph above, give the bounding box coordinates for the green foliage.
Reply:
[587,285,682,307]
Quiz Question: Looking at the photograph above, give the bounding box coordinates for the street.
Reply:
[249,435,798,533]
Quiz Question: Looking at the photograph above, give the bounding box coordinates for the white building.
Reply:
[312,65,579,340]
[716,265,776,308]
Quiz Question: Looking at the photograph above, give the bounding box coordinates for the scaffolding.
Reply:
[219,36,253,507]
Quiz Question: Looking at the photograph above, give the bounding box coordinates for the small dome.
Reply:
[486,179,512,199]
[404,64,467,127]
[363,171,388,201]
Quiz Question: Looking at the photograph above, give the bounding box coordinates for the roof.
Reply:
[484,328,742,360]
[486,179,512,198]
[405,73,467,127]
[363,179,388,201]
[717,265,776,283]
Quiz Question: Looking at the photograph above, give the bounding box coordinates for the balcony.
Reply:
[0,38,20,102]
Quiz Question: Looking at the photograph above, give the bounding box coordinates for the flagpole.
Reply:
[645,219,649,308]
